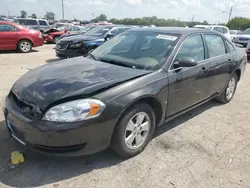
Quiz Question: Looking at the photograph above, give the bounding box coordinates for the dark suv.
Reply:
[14,18,50,33]
[55,25,131,59]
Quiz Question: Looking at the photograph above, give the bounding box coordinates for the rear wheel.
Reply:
[18,40,32,53]
[215,73,238,103]
[111,103,156,158]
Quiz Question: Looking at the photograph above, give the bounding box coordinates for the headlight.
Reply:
[69,42,83,48]
[43,99,105,122]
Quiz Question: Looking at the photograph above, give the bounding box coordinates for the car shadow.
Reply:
[0,49,39,54]
[46,58,61,63]
[155,100,221,138]
[0,100,220,187]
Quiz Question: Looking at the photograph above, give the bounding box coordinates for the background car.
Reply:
[50,22,70,29]
[43,25,81,43]
[58,25,97,40]
[55,25,131,58]
[194,25,231,39]
[0,21,44,52]
[233,28,250,47]
[246,42,250,58]
[14,18,50,33]
[230,30,242,41]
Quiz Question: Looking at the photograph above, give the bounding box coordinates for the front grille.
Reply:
[56,43,68,50]
[9,91,41,119]
[35,143,86,153]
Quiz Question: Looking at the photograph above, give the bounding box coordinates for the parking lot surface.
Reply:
[0,45,250,188]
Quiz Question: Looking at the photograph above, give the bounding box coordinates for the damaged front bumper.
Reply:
[3,97,116,156]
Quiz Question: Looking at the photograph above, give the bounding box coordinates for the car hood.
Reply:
[59,35,101,43]
[11,57,149,111]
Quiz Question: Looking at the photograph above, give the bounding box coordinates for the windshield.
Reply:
[90,31,180,71]
[243,29,250,34]
[80,26,95,33]
[85,26,112,37]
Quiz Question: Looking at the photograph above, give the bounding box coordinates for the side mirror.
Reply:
[174,57,198,68]
[64,30,68,33]
[105,33,114,40]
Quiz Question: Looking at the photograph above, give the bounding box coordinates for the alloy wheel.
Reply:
[124,112,151,150]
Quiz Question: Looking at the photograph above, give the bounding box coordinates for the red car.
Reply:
[42,25,82,43]
[0,21,44,53]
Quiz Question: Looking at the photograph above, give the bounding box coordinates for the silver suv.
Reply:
[14,18,50,33]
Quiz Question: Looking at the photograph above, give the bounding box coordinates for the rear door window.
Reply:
[39,20,48,26]
[204,35,226,58]
[18,19,37,25]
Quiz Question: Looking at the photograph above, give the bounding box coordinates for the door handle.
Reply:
[199,67,207,74]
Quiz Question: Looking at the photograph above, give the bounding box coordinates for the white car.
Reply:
[230,30,242,41]
[194,25,231,39]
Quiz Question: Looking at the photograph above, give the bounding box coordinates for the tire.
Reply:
[215,73,238,104]
[17,40,32,53]
[111,103,156,158]
[53,36,60,44]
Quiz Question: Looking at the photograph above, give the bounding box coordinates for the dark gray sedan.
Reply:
[4,28,247,157]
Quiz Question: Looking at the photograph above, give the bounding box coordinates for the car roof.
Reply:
[129,27,218,35]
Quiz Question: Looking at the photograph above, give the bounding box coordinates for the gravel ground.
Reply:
[0,45,249,188]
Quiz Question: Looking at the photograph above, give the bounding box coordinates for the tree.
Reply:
[31,14,37,19]
[21,10,27,18]
[92,14,107,22]
[98,14,107,21]
[203,20,208,25]
[44,12,55,20]
[227,17,250,30]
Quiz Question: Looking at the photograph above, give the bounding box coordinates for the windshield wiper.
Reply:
[100,59,135,69]
[87,53,97,60]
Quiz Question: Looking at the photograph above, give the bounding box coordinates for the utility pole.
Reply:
[191,15,194,23]
[228,6,233,23]
[223,6,233,24]
[62,0,65,20]
[8,11,10,18]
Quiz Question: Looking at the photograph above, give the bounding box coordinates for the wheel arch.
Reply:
[17,38,34,48]
[234,68,241,81]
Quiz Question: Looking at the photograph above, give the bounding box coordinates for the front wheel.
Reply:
[18,40,32,53]
[215,73,238,103]
[111,103,156,158]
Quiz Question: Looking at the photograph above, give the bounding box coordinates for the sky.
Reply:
[1,0,250,23]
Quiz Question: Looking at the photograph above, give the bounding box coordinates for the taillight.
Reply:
[38,32,42,38]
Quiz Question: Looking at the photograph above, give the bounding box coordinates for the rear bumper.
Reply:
[43,35,53,42]
[33,38,44,47]
[4,97,116,156]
